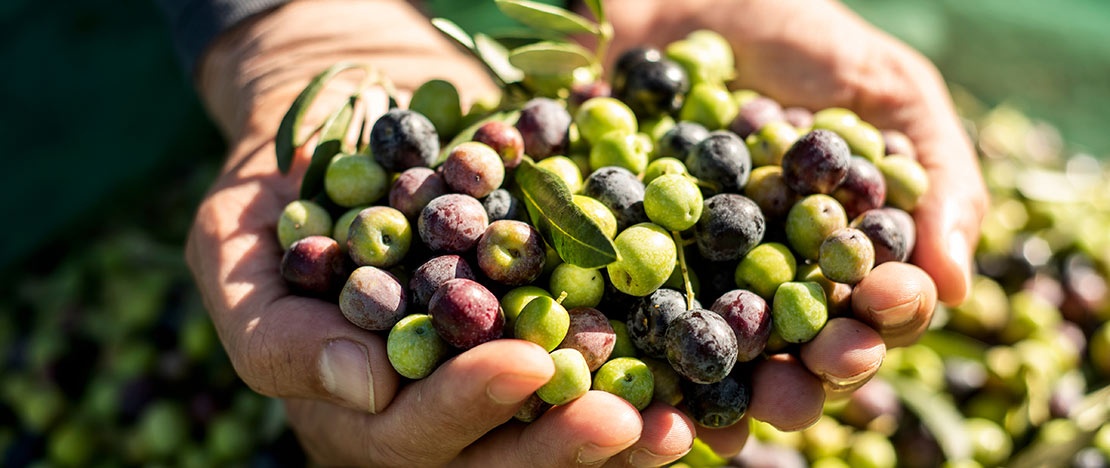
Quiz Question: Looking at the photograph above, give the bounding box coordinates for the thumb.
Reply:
[225,294,403,414]
[908,114,988,306]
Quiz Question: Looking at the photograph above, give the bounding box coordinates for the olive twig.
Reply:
[594,20,614,72]
[672,230,695,310]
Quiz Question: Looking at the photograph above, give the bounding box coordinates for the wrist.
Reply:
[196,0,496,144]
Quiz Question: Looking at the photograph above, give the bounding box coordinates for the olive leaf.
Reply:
[430,17,475,50]
[885,375,972,462]
[474,33,524,85]
[515,158,618,269]
[508,41,593,76]
[300,98,355,200]
[432,18,523,87]
[1009,384,1110,468]
[491,27,569,49]
[580,0,605,24]
[495,0,600,36]
[275,62,364,174]
[916,330,988,361]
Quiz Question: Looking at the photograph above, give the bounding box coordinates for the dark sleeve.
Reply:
[154,0,291,75]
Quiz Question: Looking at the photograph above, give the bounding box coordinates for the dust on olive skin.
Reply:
[558,307,617,372]
[482,188,526,223]
[665,309,739,384]
[781,129,851,195]
[730,96,785,139]
[389,167,448,219]
[472,120,525,168]
[711,289,773,362]
[681,368,751,428]
[515,98,571,160]
[281,235,343,297]
[695,193,766,262]
[832,156,887,220]
[428,278,503,350]
[686,131,752,193]
[370,109,440,172]
[658,121,710,160]
[583,166,648,231]
[851,209,910,264]
[418,194,489,253]
[409,255,476,308]
[442,142,504,199]
[628,288,693,359]
[339,266,408,331]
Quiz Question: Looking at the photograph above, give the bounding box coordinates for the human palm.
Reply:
[187,0,986,465]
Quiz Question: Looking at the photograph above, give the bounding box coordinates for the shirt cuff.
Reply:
[156,0,292,75]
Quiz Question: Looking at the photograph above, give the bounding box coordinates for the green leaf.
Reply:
[581,0,605,24]
[491,27,569,48]
[431,18,520,87]
[886,375,972,462]
[508,41,593,76]
[474,34,524,85]
[515,159,618,268]
[916,330,989,361]
[275,62,364,174]
[438,110,521,166]
[1009,383,1110,468]
[430,17,475,50]
[300,99,354,199]
[495,0,599,36]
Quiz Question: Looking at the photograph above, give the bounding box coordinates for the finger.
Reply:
[906,95,986,305]
[605,403,697,467]
[910,123,986,306]
[372,339,554,465]
[284,398,370,465]
[851,262,937,348]
[186,180,408,414]
[851,42,987,306]
[455,390,644,467]
[694,415,751,459]
[747,354,824,432]
[799,317,886,397]
[286,339,556,466]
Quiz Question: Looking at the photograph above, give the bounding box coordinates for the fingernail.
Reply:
[577,443,618,466]
[487,373,549,405]
[628,448,681,467]
[948,230,973,292]
[319,339,375,412]
[869,296,920,329]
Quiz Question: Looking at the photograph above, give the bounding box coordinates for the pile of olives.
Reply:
[275,25,929,431]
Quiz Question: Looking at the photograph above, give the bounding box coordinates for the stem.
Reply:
[351,65,400,109]
[672,230,696,310]
[594,21,613,71]
[342,95,361,155]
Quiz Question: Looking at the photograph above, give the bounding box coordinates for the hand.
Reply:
[591,0,988,456]
[186,0,698,465]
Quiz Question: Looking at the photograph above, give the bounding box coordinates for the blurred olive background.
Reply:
[0,0,1108,465]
